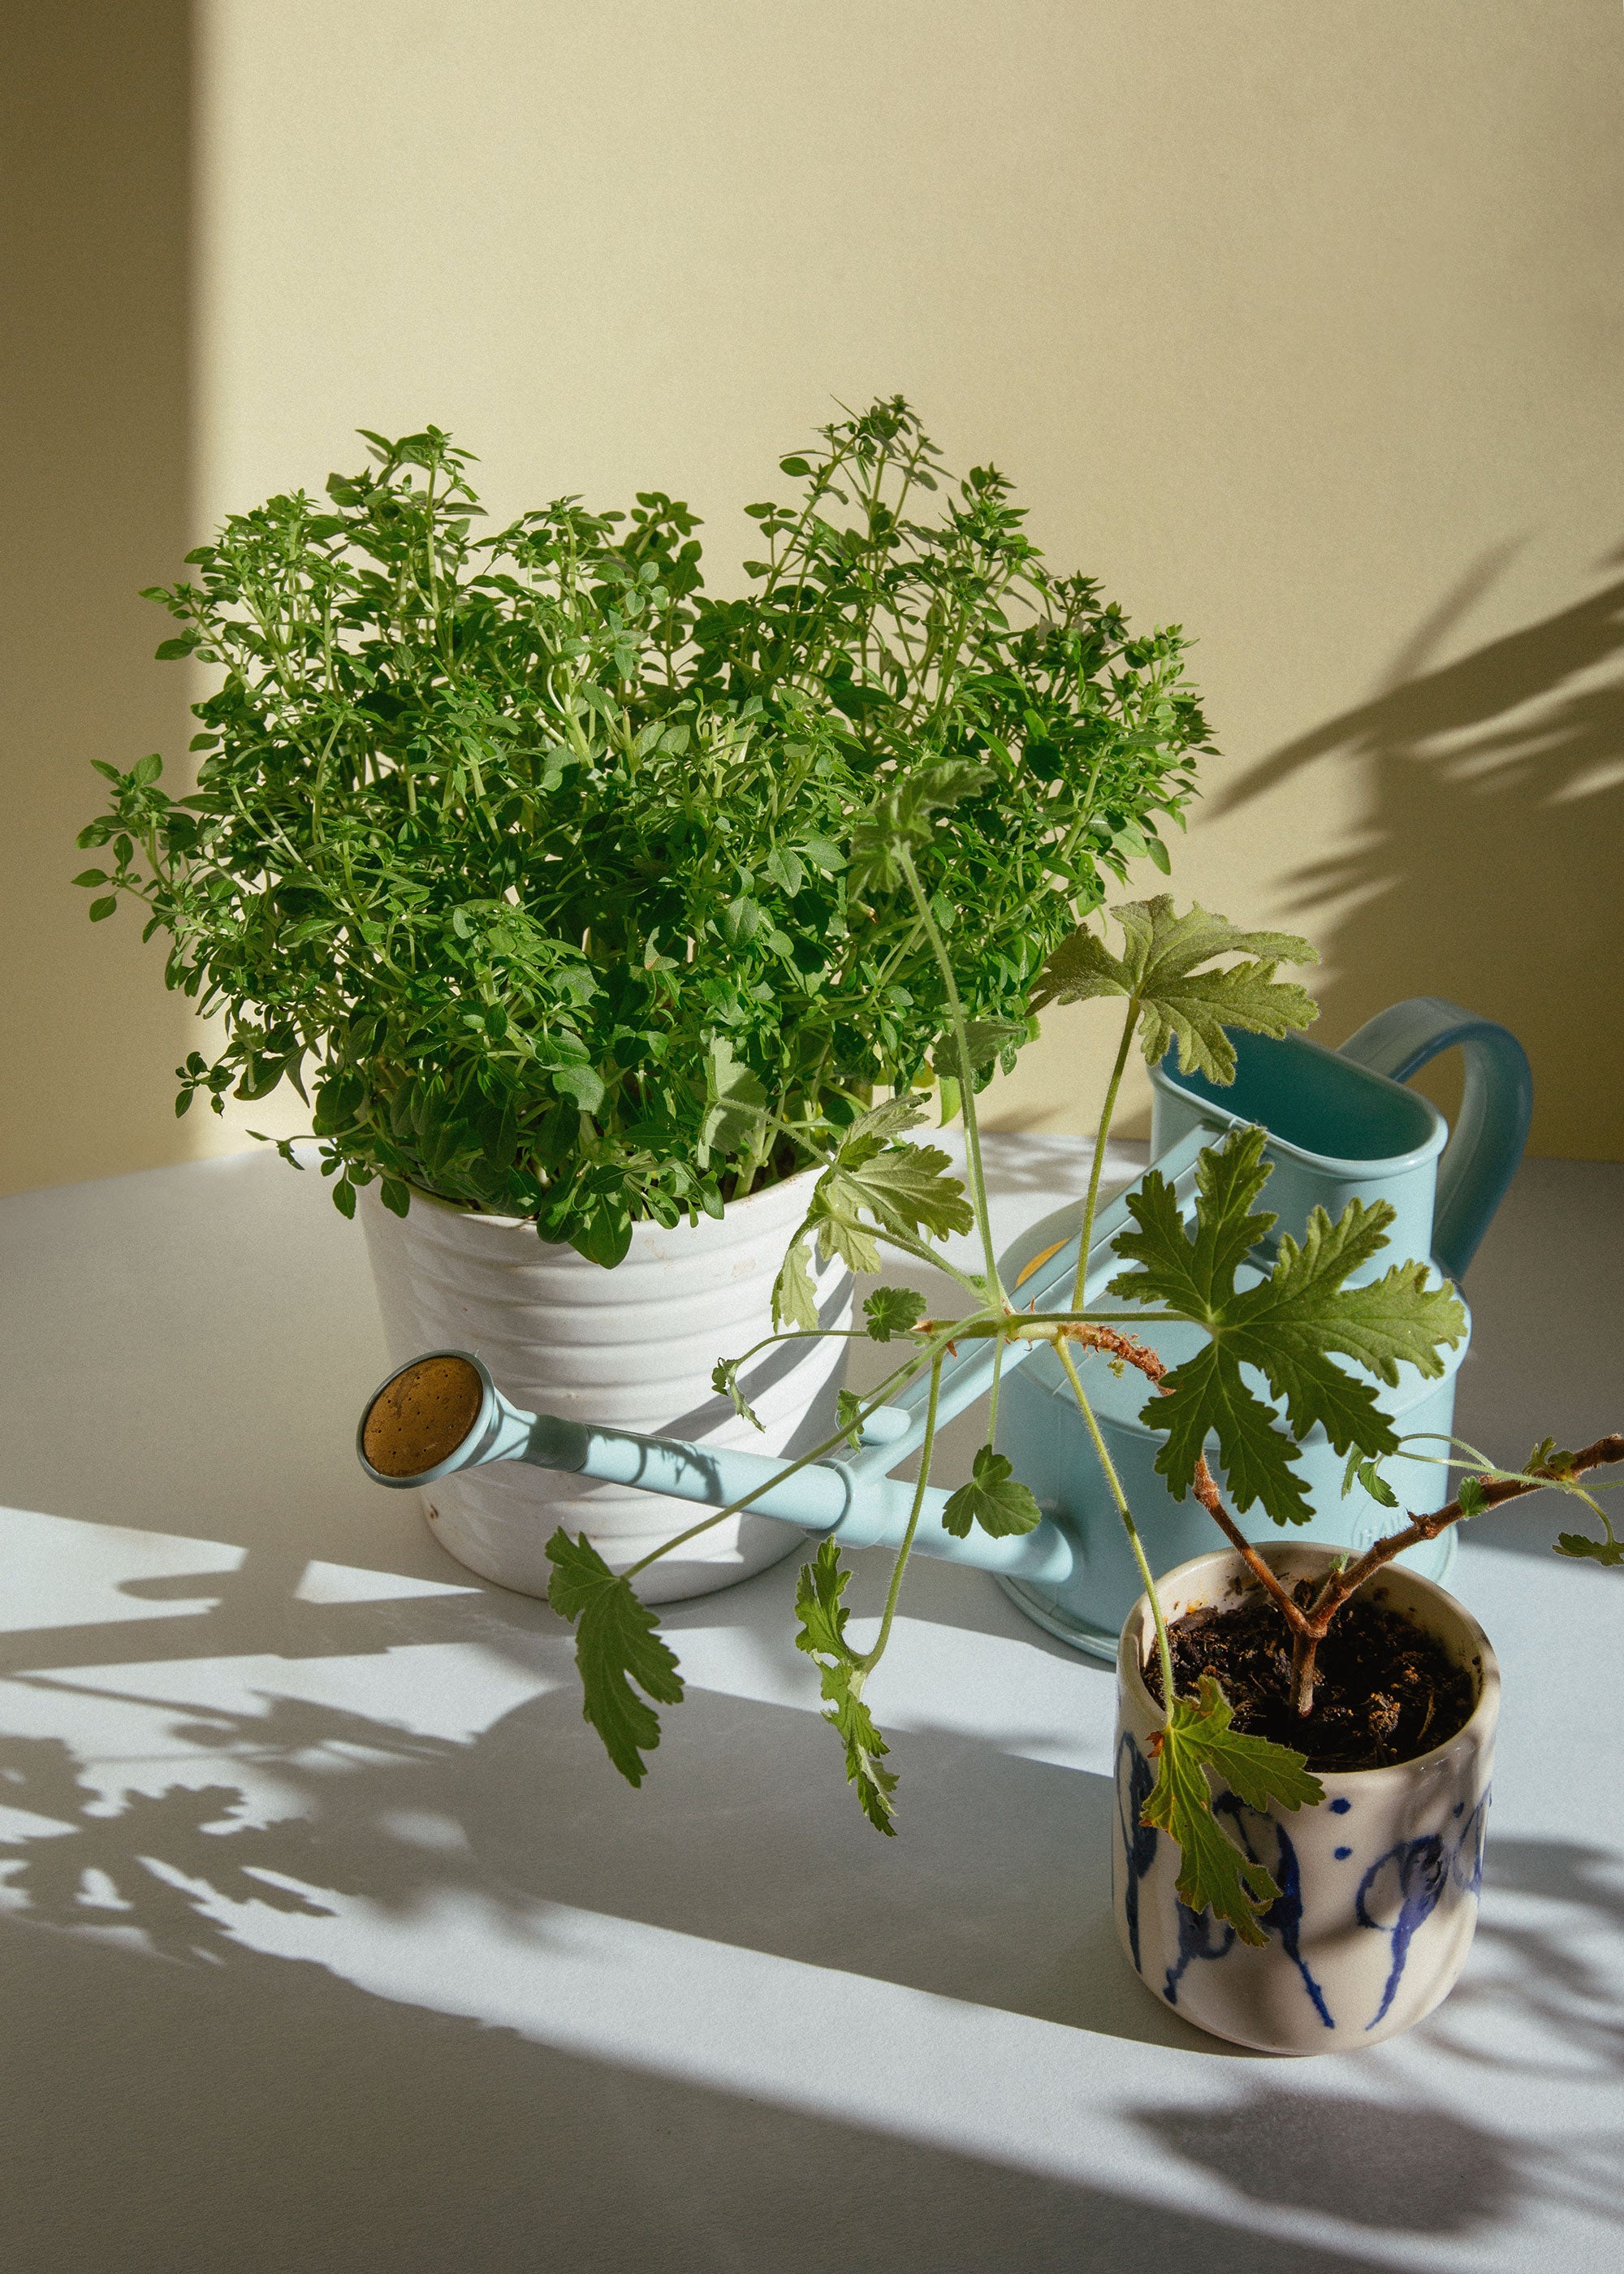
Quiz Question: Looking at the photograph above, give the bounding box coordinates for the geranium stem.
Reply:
[898,846,1004,1304]
[1071,997,1136,1311]
[1055,1338,1176,1708]
[862,1352,945,1674]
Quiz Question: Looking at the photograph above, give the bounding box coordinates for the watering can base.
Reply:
[995,1526,1459,1662]
[995,1575,1121,1661]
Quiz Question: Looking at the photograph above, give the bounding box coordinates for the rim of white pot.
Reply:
[387,1156,823,1234]
[1118,1541,1501,1789]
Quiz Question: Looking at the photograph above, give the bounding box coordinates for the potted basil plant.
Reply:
[76,401,1211,1599]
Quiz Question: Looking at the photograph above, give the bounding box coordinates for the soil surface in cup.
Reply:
[363,1356,484,1478]
[1145,1581,1475,1770]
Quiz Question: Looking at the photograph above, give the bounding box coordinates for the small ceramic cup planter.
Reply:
[1114,1542,1499,2054]
[361,1165,850,1604]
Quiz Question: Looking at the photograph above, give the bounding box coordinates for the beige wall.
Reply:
[5,0,1622,1197]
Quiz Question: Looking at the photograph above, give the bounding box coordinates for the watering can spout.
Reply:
[356,1350,1079,1589]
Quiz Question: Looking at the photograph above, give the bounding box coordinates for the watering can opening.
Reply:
[361,1353,488,1482]
[1158,1029,1445,1169]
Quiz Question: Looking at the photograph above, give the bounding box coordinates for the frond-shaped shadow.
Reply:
[1219,555,1624,1156]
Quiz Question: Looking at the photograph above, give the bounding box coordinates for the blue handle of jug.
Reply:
[1335,996,1531,1280]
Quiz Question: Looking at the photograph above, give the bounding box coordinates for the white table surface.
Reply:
[1,1136,1621,2274]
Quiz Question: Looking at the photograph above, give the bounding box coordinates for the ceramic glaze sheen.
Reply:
[361,1169,850,1603]
[1113,1544,1499,2054]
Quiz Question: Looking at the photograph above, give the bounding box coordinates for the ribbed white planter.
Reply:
[360,1168,850,1603]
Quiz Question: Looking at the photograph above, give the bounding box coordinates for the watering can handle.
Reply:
[1336,996,1531,1279]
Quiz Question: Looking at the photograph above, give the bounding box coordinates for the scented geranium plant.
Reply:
[542,771,1622,1941]
[76,402,1209,1263]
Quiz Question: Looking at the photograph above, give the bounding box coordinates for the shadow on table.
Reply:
[0,1672,1215,2056]
[0,1914,1412,2274]
[1134,2086,1522,2235]
[4,1533,1623,2266]
[1122,1840,1624,2242]
[3,1693,1619,2270]
[1129,2073,1622,2244]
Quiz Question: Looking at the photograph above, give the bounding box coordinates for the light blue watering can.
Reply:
[357,998,1531,1660]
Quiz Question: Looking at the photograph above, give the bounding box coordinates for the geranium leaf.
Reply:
[823,1141,974,1247]
[835,1092,929,1165]
[545,1530,685,1784]
[863,1284,926,1341]
[1142,1675,1324,1944]
[810,1202,883,1276]
[1034,896,1319,1084]
[1455,1474,1489,1518]
[700,1035,767,1159]
[711,1355,763,1431]
[1554,1527,1624,1567]
[1109,1126,1466,1527]
[771,1235,819,1333]
[1355,1459,1399,1509]
[793,1539,897,1834]
[942,1445,1043,1539]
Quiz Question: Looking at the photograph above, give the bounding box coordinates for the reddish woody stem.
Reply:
[1059,1325,1624,1721]
[1061,1324,1317,1640]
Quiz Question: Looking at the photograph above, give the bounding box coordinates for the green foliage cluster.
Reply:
[542,835,1622,1943]
[77,403,1209,1263]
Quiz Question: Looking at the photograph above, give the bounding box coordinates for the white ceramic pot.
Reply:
[360,1168,850,1603]
[1114,1543,1498,2054]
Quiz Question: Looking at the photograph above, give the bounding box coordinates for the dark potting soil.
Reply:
[1143,1582,1476,1771]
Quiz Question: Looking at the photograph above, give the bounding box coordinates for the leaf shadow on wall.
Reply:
[1216,550,1624,1156]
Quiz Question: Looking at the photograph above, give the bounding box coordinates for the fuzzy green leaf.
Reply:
[820,1141,974,1249]
[836,1388,865,1450]
[771,1236,819,1333]
[700,1035,768,1159]
[793,1539,897,1833]
[794,1534,862,1665]
[1455,1474,1489,1519]
[836,1092,929,1163]
[863,1284,926,1341]
[811,1208,883,1277]
[1034,897,1319,1084]
[1142,1675,1324,1944]
[1355,1459,1399,1509]
[931,1015,1026,1081]
[711,1355,763,1431]
[1554,1527,1624,1566]
[942,1445,1043,1539]
[1109,1126,1466,1526]
[546,1529,685,1784]
[797,1096,968,1275]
